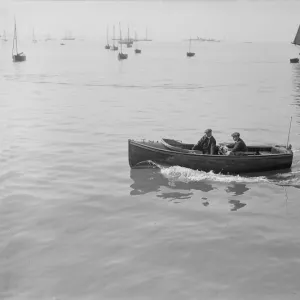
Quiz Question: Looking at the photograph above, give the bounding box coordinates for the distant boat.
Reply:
[32,28,37,43]
[60,40,65,46]
[63,31,75,41]
[134,32,141,54]
[137,27,152,42]
[45,34,53,42]
[2,30,8,42]
[105,26,110,49]
[12,18,26,62]
[186,37,195,57]
[291,25,300,63]
[192,36,220,42]
[118,23,128,60]
[111,25,118,51]
[126,26,132,48]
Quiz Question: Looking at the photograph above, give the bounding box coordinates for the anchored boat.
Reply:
[118,23,128,60]
[128,138,293,174]
[291,25,300,63]
[187,37,195,57]
[12,18,26,62]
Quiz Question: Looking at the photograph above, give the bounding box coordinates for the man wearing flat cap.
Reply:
[227,132,247,154]
[192,129,217,154]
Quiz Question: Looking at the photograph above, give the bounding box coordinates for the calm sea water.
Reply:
[1,1,300,300]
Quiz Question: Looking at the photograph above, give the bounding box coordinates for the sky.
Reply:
[1,0,300,42]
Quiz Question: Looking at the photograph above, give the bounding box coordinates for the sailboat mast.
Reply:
[119,23,123,53]
[113,25,115,46]
[128,26,129,42]
[189,37,191,52]
[14,18,18,54]
[135,31,138,47]
[106,26,109,44]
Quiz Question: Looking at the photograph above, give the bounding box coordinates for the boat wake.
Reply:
[160,166,269,184]
[132,160,300,188]
[160,165,300,189]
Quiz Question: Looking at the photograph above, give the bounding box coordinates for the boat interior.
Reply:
[154,139,292,155]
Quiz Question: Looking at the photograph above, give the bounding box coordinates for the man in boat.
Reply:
[227,132,247,154]
[192,129,216,154]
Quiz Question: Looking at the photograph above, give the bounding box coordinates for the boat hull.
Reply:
[187,52,195,57]
[128,139,293,174]
[118,53,128,60]
[290,58,299,63]
[13,54,26,62]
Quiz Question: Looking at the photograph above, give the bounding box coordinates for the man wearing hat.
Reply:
[227,132,247,153]
[192,129,217,154]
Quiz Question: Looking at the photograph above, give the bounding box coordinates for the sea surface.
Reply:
[1,1,300,300]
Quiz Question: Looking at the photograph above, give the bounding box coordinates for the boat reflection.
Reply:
[130,169,214,201]
[130,169,253,210]
[226,183,249,196]
[225,182,248,211]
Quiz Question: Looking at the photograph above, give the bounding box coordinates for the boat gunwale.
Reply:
[129,139,293,159]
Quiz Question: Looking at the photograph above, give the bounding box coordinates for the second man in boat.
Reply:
[227,132,247,154]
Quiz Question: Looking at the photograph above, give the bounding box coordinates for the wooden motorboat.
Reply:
[128,138,293,174]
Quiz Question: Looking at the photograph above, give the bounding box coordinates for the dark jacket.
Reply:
[227,138,247,153]
[192,135,216,154]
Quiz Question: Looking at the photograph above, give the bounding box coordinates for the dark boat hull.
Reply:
[128,139,293,174]
[290,58,299,63]
[118,53,128,60]
[187,52,195,57]
[135,49,141,54]
[13,54,26,62]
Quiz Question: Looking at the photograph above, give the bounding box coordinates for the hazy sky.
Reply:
[1,0,300,42]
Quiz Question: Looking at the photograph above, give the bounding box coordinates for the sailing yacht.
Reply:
[134,32,141,54]
[111,25,118,51]
[186,37,195,57]
[105,26,110,49]
[2,30,8,42]
[12,18,26,62]
[118,23,128,60]
[291,25,300,63]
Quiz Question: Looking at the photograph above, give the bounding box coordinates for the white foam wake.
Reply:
[160,166,269,184]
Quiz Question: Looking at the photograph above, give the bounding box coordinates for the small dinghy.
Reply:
[128,138,293,174]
